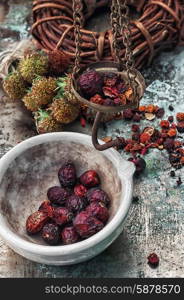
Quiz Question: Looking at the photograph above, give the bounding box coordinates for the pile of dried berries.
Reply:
[26,161,110,245]
[78,69,133,107]
[103,106,184,171]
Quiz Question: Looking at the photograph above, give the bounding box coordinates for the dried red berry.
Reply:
[47,186,70,205]
[163,138,175,151]
[167,128,177,137]
[61,226,79,244]
[86,202,109,223]
[103,86,119,98]
[103,73,118,87]
[26,211,49,235]
[66,194,86,214]
[114,97,121,106]
[38,200,54,217]
[160,120,170,129]
[90,94,104,105]
[78,69,103,98]
[73,211,104,238]
[140,133,151,144]
[80,170,100,188]
[87,188,110,207]
[74,184,88,197]
[116,81,127,93]
[168,116,174,123]
[177,122,184,133]
[103,98,115,106]
[128,157,146,176]
[133,113,141,122]
[58,160,77,187]
[156,108,165,118]
[176,113,184,122]
[132,133,140,142]
[123,109,134,120]
[52,207,73,226]
[131,124,140,132]
[42,223,60,245]
[147,253,159,268]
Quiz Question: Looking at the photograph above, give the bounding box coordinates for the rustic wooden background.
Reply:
[0,0,184,278]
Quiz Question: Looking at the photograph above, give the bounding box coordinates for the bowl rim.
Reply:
[0,132,134,256]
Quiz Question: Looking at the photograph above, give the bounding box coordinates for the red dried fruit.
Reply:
[131,124,140,132]
[140,132,151,144]
[139,106,146,112]
[66,194,86,214]
[103,73,118,87]
[124,143,133,152]
[128,157,146,176]
[114,97,121,106]
[103,86,119,98]
[156,108,165,118]
[167,128,177,137]
[133,113,141,122]
[58,160,77,187]
[132,133,140,142]
[176,113,184,122]
[73,211,104,238]
[61,226,79,244]
[145,104,156,113]
[160,120,170,129]
[86,202,109,223]
[163,138,175,151]
[168,116,174,123]
[86,188,110,206]
[47,186,70,205]
[103,98,115,106]
[78,69,103,98]
[116,81,127,93]
[147,253,159,268]
[123,109,134,120]
[38,200,54,218]
[74,184,87,198]
[26,211,49,235]
[42,223,60,245]
[80,170,100,188]
[169,152,181,167]
[171,123,177,129]
[52,207,73,226]
[90,94,104,105]
[177,122,184,133]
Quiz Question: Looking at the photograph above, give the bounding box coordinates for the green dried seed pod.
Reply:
[3,72,28,100]
[50,98,80,124]
[34,109,63,134]
[19,52,49,83]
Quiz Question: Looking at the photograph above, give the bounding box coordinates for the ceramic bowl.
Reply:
[0,132,135,265]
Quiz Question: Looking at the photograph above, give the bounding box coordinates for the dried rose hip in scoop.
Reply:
[66,194,87,214]
[42,223,60,245]
[87,188,110,207]
[86,202,109,223]
[80,170,100,188]
[47,186,70,205]
[52,207,73,226]
[74,184,87,198]
[38,200,54,217]
[26,211,49,235]
[73,211,104,238]
[61,226,79,245]
[58,160,77,187]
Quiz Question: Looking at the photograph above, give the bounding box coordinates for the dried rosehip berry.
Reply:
[86,202,109,223]
[147,253,159,268]
[47,186,70,205]
[167,128,177,137]
[42,223,60,245]
[160,120,170,129]
[123,109,134,120]
[38,200,54,217]
[52,207,73,226]
[140,132,151,144]
[145,104,155,113]
[169,152,181,167]
[116,81,127,93]
[90,94,104,105]
[74,184,87,197]
[132,133,140,142]
[133,113,141,122]
[61,226,79,244]
[58,160,77,187]
[73,211,104,238]
[80,170,100,188]
[168,116,174,123]
[114,97,121,106]
[86,188,110,206]
[66,194,86,214]
[156,108,165,118]
[163,138,174,151]
[103,98,115,106]
[78,69,103,98]
[26,211,49,235]
[139,106,146,112]
[103,86,119,98]
[104,73,118,87]
[177,122,184,133]
[131,124,140,132]
[176,113,184,122]
[128,157,146,176]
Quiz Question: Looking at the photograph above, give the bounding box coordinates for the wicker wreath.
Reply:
[32,0,184,69]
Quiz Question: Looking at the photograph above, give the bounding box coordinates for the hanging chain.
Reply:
[72,0,84,78]
[110,0,122,63]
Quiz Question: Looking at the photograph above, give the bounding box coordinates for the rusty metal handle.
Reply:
[92,111,123,151]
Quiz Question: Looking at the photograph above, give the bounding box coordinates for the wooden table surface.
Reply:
[0,0,184,278]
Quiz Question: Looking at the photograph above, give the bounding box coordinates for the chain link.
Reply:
[72,0,84,78]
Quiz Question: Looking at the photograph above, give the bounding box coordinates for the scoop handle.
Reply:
[92,112,124,151]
